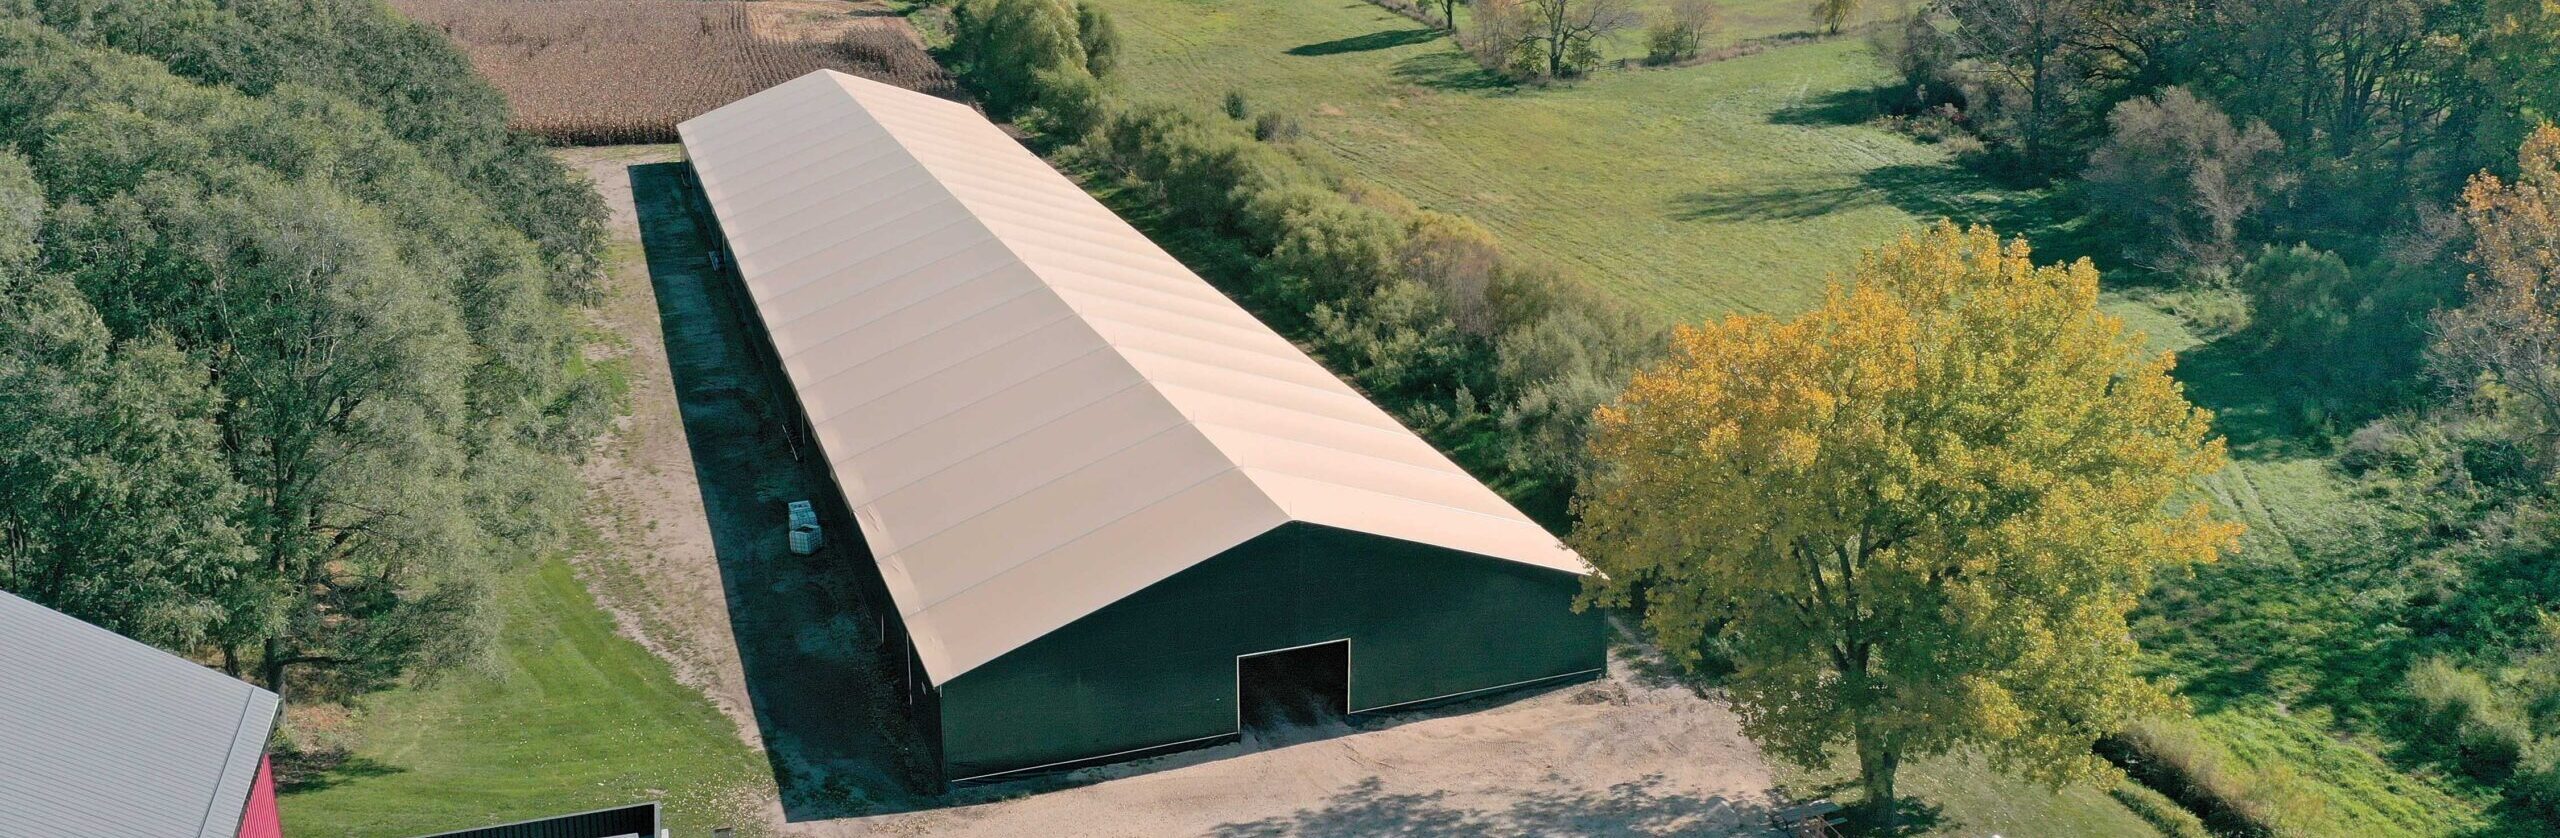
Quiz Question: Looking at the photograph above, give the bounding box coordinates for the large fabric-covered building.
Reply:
[0,591,284,838]
[676,70,1605,782]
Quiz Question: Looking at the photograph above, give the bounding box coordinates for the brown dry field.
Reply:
[394,0,960,144]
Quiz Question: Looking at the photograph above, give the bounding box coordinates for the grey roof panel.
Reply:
[0,591,280,838]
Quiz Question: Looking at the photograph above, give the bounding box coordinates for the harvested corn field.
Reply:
[389,0,962,144]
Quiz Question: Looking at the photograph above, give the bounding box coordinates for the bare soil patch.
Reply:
[393,0,960,144]
[560,144,765,751]
[838,651,1781,837]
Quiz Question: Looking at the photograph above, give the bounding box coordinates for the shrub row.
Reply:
[1081,101,1659,510]
[2109,780,2215,838]
[2098,719,2308,837]
[2408,654,2560,823]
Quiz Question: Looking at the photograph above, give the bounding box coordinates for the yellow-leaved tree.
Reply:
[1573,222,2240,822]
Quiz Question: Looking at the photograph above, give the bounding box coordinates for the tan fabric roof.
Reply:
[678,70,1588,685]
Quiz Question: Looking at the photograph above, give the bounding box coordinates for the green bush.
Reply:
[2238,245,2451,419]
[973,41,1656,509]
[2459,711,2533,778]
[1644,21,1700,65]
[2109,781,2213,838]
[1253,111,1302,142]
[2515,742,2560,823]
[2104,718,2277,837]
[1026,66,1107,140]
[1075,1,1118,78]
[1265,199,1404,305]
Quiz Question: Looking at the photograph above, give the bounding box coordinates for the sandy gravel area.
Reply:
[840,655,1780,837]
[561,143,766,751]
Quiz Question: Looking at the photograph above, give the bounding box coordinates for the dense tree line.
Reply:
[1888,1,2555,265]
[1084,104,1658,510]
[1873,2,2558,413]
[934,0,1658,514]
[5,0,609,301]
[1879,2,2560,824]
[0,4,610,705]
[944,0,1115,138]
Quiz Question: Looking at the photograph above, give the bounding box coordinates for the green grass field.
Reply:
[276,557,772,837]
[1773,752,2177,837]
[1426,0,1843,63]
[1077,0,2501,833]
[1091,0,2055,318]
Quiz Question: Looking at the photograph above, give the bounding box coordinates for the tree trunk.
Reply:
[262,636,290,705]
[1857,728,1901,829]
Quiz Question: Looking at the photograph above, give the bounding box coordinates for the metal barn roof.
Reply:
[677,70,1589,686]
[0,590,280,838]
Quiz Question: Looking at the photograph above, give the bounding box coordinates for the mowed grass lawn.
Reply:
[1087,0,2035,319]
[278,557,771,837]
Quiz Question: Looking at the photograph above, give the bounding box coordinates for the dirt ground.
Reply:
[563,144,764,752]
[845,663,1780,837]
[559,144,1781,837]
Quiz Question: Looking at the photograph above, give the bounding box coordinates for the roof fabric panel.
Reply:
[679,70,1587,684]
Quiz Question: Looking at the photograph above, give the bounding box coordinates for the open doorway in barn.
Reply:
[1236,640,1350,744]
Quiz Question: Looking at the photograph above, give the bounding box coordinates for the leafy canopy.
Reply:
[1575,223,2240,803]
[2433,124,2560,468]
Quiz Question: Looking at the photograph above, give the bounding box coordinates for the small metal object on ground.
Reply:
[787,499,822,555]
[1774,799,1846,838]
[790,522,824,555]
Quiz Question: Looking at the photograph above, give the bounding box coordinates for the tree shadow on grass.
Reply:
[1391,48,1513,92]
[1672,174,1873,222]
[1288,27,1443,56]
[1847,798,1949,837]
[273,751,405,795]
[1669,162,2090,260]
[1774,775,1947,838]
[2168,336,2337,462]
[1206,774,1778,837]
[1769,85,1889,127]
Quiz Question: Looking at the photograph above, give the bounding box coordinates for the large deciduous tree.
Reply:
[1811,0,1862,36]
[952,0,1090,118]
[1575,223,2240,824]
[1938,0,2105,172]
[0,18,609,705]
[1512,0,1639,79]
[2432,125,2560,469]
[0,151,264,652]
[2083,87,2291,281]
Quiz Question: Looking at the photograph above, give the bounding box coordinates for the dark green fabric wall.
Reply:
[936,522,1604,780]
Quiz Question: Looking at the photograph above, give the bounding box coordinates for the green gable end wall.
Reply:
[935,521,1605,780]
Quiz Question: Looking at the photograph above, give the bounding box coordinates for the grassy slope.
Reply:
[277,557,771,837]
[1096,0,2044,319]
[1083,0,2491,833]
[2130,313,2497,837]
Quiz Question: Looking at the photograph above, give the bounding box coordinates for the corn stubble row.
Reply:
[394,0,965,145]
